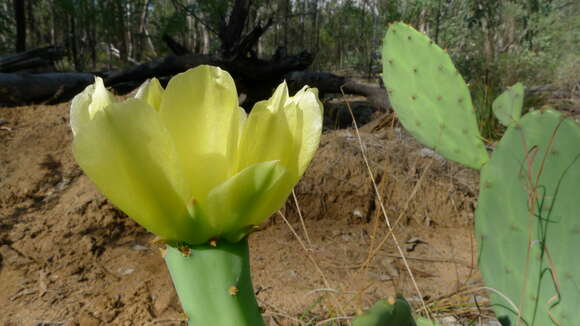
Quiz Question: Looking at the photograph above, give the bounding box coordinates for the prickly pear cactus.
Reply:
[493,83,524,126]
[353,295,442,326]
[476,109,580,325]
[382,22,580,326]
[382,22,489,170]
[353,296,416,326]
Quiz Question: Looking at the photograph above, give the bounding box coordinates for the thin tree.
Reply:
[13,0,26,51]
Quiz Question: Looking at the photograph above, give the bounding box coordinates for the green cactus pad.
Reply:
[493,83,525,126]
[352,296,416,326]
[353,295,442,326]
[476,109,580,325]
[382,22,489,170]
[165,239,265,326]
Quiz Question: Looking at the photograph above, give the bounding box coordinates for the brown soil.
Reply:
[0,103,493,325]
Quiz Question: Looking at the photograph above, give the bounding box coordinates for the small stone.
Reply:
[79,311,100,326]
[440,316,458,325]
[153,291,176,316]
[118,268,135,276]
[481,318,502,326]
[419,148,444,162]
[131,244,148,251]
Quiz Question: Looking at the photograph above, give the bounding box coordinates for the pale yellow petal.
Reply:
[70,84,93,136]
[135,78,164,111]
[70,76,115,136]
[203,161,288,242]
[237,84,323,180]
[287,86,324,176]
[88,77,115,118]
[237,100,299,178]
[159,65,243,199]
[72,98,197,243]
[266,81,290,110]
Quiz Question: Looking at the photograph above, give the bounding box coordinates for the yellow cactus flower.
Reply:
[70,65,323,245]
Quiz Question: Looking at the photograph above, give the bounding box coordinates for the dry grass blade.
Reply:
[293,189,312,247]
[277,210,347,319]
[359,160,433,274]
[340,86,432,320]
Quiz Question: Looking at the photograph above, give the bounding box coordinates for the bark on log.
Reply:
[0,46,66,73]
[0,52,314,107]
[104,52,314,109]
[285,71,391,111]
[0,60,391,111]
[0,72,94,106]
[104,54,211,87]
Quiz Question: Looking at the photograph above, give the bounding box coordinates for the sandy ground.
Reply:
[0,102,495,325]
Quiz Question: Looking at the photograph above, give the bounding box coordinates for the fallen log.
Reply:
[104,52,314,109]
[105,54,212,87]
[0,52,314,108]
[0,46,66,73]
[284,71,390,111]
[0,63,389,110]
[0,72,94,107]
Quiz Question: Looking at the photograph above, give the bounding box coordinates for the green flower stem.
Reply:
[164,238,265,326]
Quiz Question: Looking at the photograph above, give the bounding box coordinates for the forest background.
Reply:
[1,0,578,139]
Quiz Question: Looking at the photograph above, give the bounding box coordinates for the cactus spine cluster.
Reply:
[380,22,580,325]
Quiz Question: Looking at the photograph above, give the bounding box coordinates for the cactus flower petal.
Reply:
[70,77,115,136]
[159,66,245,201]
[204,160,288,242]
[72,96,198,242]
[238,83,323,180]
[135,77,164,111]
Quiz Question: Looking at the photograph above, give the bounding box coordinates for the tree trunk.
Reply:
[69,13,80,71]
[14,0,26,52]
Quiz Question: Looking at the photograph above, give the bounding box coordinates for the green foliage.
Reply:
[476,110,580,325]
[1,0,576,93]
[382,22,489,170]
[0,4,14,53]
[469,81,504,140]
[311,0,379,72]
[492,83,524,126]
